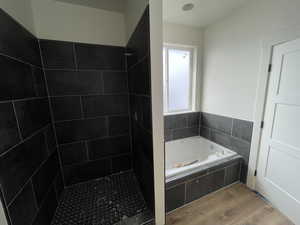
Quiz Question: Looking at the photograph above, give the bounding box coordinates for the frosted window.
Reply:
[168,49,191,111]
[163,46,194,113]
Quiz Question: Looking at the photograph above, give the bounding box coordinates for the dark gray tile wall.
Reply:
[127,6,154,211]
[200,112,253,183]
[165,158,242,212]
[164,112,201,141]
[0,9,63,225]
[39,39,132,186]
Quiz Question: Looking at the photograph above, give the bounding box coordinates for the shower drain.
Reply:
[51,171,153,225]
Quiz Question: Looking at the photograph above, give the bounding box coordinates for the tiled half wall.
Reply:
[164,112,253,183]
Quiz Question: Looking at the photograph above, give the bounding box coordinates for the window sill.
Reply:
[164,110,200,116]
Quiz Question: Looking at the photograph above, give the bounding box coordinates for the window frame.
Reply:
[163,44,197,115]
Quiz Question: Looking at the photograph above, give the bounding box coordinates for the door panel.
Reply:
[278,50,300,96]
[265,147,300,202]
[272,104,300,150]
[257,38,300,224]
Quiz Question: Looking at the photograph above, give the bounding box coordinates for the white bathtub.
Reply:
[165,136,237,180]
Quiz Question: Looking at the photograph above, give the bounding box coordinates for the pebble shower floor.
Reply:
[51,171,153,225]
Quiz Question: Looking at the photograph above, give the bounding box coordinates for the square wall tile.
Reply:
[63,159,111,185]
[32,153,59,206]
[173,127,199,140]
[14,98,51,138]
[232,119,253,143]
[88,136,130,160]
[201,113,232,135]
[165,184,185,212]
[40,40,75,69]
[75,43,125,70]
[108,116,130,136]
[55,118,108,144]
[51,96,82,121]
[0,132,48,204]
[0,103,20,155]
[46,70,102,96]
[0,55,35,101]
[112,155,132,173]
[0,9,41,66]
[82,95,129,118]
[31,66,47,97]
[103,72,128,94]
[60,142,87,166]
[8,182,38,225]
[32,186,58,225]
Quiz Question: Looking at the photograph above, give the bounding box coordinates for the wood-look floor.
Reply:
[166,183,294,225]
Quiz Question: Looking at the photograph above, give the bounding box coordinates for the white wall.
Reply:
[0,0,35,34]
[163,23,203,111]
[31,0,126,46]
[150,0,165,224]
[202,0,300,121]
[124,0,148,43]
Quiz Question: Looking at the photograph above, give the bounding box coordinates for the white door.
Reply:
[256,38,300,224]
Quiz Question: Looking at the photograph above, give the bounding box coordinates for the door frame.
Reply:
[248,27,300,190]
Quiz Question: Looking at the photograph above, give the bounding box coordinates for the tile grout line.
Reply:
[6,149,57,207]
[0,186,13,225]
[12,101,23,141]
[0,124,49,159]
[58,132,130,147]
[0,96,47,104]
[38,39,66,187]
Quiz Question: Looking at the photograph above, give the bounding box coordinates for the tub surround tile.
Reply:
[165,156,242,189]
[201,113,233,135]
[225,163,241,186]
[173,127,199,140]
[165,158,242,212]
[165,183,185,212]
[232,119,253,142]
[186,169,225,203]
[198,112,253,184]
[164,112,201,141]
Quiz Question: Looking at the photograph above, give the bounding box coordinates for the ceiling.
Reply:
[163,0,248,28]
[56,0,125,13]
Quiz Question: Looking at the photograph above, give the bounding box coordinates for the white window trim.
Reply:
[163,43,198,115]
